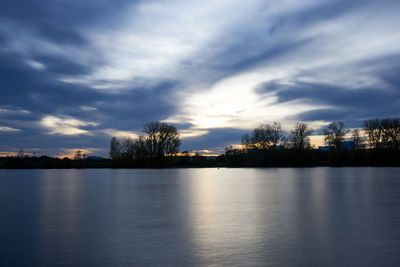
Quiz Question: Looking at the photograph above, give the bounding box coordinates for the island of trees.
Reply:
[1,117,399,168]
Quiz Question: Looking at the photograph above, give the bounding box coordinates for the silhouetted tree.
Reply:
[351,129,363,150]
[363,118,400,150]
[324,121,349,150]
[17,148,24,158]
[109,137,121,160]
[121,137,135,160]
[74,150,83,160]
[108,121,181,166]
[280,136,289,148]
[241,122,283,149]
[241,133,251,148]
[363,119,382,149]
[140,121,181,158]
[289,122,313,150]
[225,145,238,155]
[380,118,400,150]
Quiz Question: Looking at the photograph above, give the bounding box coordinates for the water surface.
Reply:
[1,168,400,266]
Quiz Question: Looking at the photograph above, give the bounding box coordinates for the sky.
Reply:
[1,0,400,157]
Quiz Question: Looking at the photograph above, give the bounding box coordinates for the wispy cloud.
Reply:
[40,115,98,135]
[0,106,31,114]
[80,105,97,111]
[102,128,138,139]
[178,129,209,139]
[0,126,20,132]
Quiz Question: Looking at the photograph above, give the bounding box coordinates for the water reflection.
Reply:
[179,168,400,266]
[105,169,197,265]
[1,168,400,266]
[38,170,99,266]
[184,169,269,265]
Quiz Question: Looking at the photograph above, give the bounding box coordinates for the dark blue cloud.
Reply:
[32,54,92,76]
[208,38,313,74]
[0,33,6,46]
[267,81,400,110]
[258,72,400,129]
[271,0,382,30]
[186,0,400,87]
[93,82,181,130]
[0,46,179,156]
[0,0,140,45]
[0,50,102,111]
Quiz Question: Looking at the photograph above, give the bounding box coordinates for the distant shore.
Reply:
[1,149,399,169]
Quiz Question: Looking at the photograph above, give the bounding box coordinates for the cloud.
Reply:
[24,60,46,70]
[102,127,209,140]
[55,0,251,90]
[259,79,400,128]
[0,0,138,45]
[80,105,97,111]
[166,71,329,130]
[178,129,209,139]
[40,115,98,135]
[0,106,30,114]
[102,128,138,139]
[0,126,20,132]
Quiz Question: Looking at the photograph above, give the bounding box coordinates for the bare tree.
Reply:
[108,122,181,161]
[280,136,290,149]
[141,121,181,158]
[225,145,241,156]
[241,133,251,149]
[241,122,283,149]
[289,122,313,150]
[121,137,135,160]
[351,129,363,150]
[324,121,349,150]
[17,148,24,158]
[380,118,400,150]
[109,137,121,160]
[268,122,283,148]
[363,119,382,149]
[74,150,83,160]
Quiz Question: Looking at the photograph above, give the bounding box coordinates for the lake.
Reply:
[1,168,400,266]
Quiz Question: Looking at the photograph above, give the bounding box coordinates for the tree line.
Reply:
[109,121,181,167]
[107,117,400,167]
[238,118,400,151]
[1,117,399,169]
[224,117,400,167]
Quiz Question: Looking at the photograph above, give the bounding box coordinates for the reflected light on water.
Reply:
[1,168,400,266]
[182,168,302,265]
[38,170,86,264]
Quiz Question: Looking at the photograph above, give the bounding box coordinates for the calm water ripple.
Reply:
[1,168,400,266]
